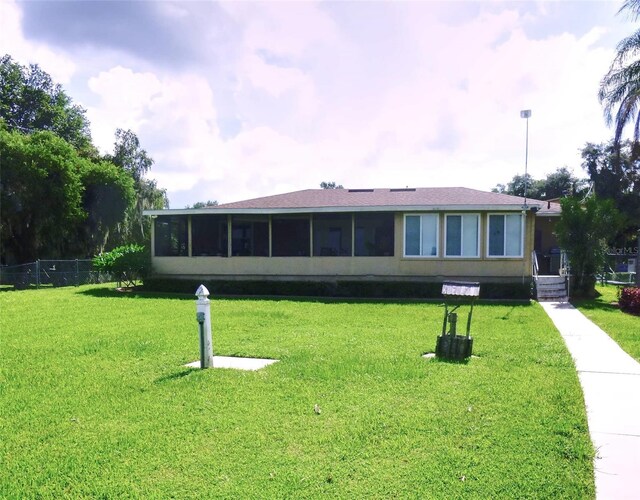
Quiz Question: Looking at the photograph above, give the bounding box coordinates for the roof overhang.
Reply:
[144,204,543,217]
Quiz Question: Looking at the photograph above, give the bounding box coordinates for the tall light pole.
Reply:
[520,109,531,208]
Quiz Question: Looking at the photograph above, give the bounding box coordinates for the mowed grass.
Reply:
[573,283,640,362]
[1,285,593,499]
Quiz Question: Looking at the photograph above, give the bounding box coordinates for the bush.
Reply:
[141,277,531,300]
[93,245,149,287]
[618,286,640,315]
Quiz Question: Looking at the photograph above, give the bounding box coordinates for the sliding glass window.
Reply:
[404,214,439,257]
[488,214,523,257]
[445,214,479,257]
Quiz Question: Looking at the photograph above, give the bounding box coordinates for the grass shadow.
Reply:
[76,285,534,307]
[154,369,195,384]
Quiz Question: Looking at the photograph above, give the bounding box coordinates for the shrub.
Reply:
[141,277,531,300]
[93,245,149,287]
[618,286,640,315]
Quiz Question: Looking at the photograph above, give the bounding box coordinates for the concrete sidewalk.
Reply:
[540,302,640,500]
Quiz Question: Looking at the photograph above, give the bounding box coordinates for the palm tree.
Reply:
[599,0,640,146]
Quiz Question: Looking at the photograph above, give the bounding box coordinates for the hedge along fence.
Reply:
[142,277,532,300]
[618,286,640,316]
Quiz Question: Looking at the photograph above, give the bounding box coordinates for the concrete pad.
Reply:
[540,301,640,500]
[185,356,279,371]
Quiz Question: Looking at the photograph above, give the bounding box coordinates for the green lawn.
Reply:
[1,285,594,498]
[573,283,640,362]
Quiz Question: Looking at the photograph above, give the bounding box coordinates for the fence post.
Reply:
[36,260,40,289]
[75,259,79,286]
[195,285,214,368]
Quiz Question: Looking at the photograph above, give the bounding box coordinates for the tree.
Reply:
[105,129,168,246]
[492,168,584,200]
[0,128,85,262]
[555,196,622,297]
[0,54,92,151]
[320,181,343,189]
[581,140,640,244]
[598,1,640,147]
[186,200,218,209]
[73,161,135,256]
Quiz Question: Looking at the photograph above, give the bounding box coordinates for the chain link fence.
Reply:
[0,260,109,289]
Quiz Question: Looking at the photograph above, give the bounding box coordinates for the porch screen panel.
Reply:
[462,214,479,257]
[154,216,188,256]
[354,213,394,256]
[192,215,228,256]
[313,214,352,256]
[232,216,269,256]
[272,215,310,257]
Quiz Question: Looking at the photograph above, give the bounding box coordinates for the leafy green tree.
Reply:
[492,168,585,200]
[105,129,168,246]
[74,161,136,256]
[187,200,218,209]
[0,54,92,151]
[581,140,640,244]
[555,196,622,297]
[320,181,344,189]
[0,128,85,262]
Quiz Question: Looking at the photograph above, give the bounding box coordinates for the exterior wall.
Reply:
[150,210,535,282]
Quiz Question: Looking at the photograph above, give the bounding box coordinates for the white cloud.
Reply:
[0,0,76,83]
[4,0,631,208]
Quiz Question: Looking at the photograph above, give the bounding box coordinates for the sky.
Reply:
[0,0,636,208]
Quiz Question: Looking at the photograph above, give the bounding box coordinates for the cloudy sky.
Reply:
[0,0,635,207]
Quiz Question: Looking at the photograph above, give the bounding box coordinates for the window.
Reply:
[272,215,310,256]
[445,214,479,257]
[404,214,439,257]
[231,216,269,256]
[154,216,188,256]
[354,213,394,256]
[313,214,352,256]
[192,215,228,256]
[488,214,523,257]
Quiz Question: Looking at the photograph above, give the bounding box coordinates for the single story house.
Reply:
[144,187,561,289]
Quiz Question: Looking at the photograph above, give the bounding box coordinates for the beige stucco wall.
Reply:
[151,211,535,282]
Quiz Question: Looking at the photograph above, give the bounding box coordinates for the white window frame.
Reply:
[403,214,440,258]
[444,213,480,258]
[486,213,524,258]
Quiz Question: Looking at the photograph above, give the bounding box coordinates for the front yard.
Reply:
[0,285,594,498]
[573,283,640,362]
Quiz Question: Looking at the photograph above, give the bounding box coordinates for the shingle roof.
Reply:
[213,187,541,210]
[144,187,563,216]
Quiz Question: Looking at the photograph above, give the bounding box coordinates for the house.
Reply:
[144,187,561,296]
